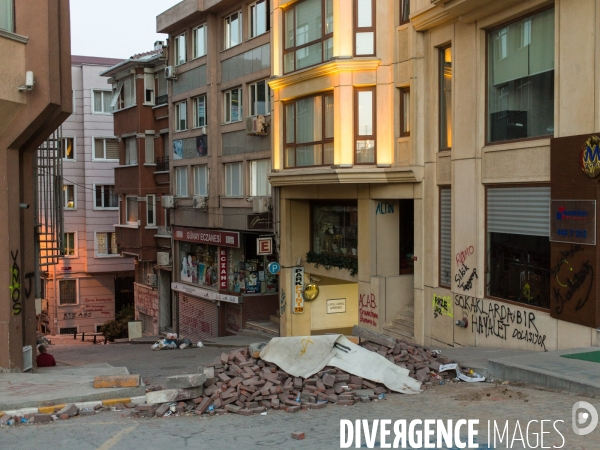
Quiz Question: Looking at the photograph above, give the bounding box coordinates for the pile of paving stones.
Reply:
[125,340,463,419]
[0,403,97,425]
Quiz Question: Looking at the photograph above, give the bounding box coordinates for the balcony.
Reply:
[156,156,169,172]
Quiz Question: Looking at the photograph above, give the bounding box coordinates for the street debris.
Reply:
[151,333,201,351]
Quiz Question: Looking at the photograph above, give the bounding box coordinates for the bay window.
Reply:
[285,92,334,168]
[126,197,138,224]
[487,8,554,143]
[283,0,333,74]
[355,87,375,164]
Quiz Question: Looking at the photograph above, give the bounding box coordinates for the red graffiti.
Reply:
[456,246,475,266]
[359,294,378,326]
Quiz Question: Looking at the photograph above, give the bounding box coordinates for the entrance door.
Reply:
[158,270,172,331]
[114,276,134,313]
[399,199,415,275]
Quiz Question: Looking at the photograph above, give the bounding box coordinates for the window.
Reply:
[250,160,271,197]
[63,185,75,209]
[175,166,188,197]
[439,188,451,287]
[94,138,119,160]
[125,137,137,165]
[175,101,187,131]
[95,185,118,209]
[225,162,243,197]
[311,202,358,257]
[224,88,242,123]
[179,241,219,287]
[224,11,242,49]
[250,0,269,38]
[283,0,333,73]
[175,33,187,65]
[96,232,118,256]
[193,165,208,196]
[284,92,334,168]
[249,80,270,116]
[61,138,75,160]
[400,88,410,137]
[354,0,375,56]
[400,0,410,25]
[487,186,550,308]
[59,279,77,305]
[111,76,135,111]
[439,46,452,150]
[63,232,76,257]
[145,135,155,164]
[399,200,414,275]
[144,72,155,105]
[193,24,207,58]
[92,90,112,113]
[0,0,14,33]
[193,95,207,128]
[147,195,156,227]
[126,197,138,224]
[487,8,554,143]
[355,88,376,164]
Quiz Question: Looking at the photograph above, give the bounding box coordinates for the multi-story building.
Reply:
[45,56,136,336]
[412,0,600,351]
[269,0,421,339]
[157,0,279,342]
[0,0,71,370]
[101,43,174,336]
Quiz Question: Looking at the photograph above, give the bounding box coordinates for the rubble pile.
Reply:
[357,340,458,384]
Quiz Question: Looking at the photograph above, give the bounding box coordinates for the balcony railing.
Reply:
[156,156,169,172]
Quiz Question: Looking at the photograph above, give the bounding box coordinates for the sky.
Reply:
[70,0,183,59]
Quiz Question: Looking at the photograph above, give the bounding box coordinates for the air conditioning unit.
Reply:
[157,252,171,266]
[165,66,177,80]
[147,274,157,286]
[162,195,174,208]
[253,197,271,213]
[199,126,207,135]
[193,195,208,211]
[245,115,268,136]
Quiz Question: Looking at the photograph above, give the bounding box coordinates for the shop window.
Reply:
[193,24,207,59]
[179,241,219,288]
[487,186,550,308]
[355,87,376,164]
[226,237,278,294]
[439,188,451,287]
[487,8,554,143]
[354,0,375,56]
[59,279,77,305]
[311,202,358,258]
[283,0,333,73]
[439,46,452,150]
[285,92,334,168]
[399,200,414,275]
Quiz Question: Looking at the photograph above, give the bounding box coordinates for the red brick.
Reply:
[59,414,69,420]
[338,400,355,406]
[291,432,305,440]
[312,402,327,409]
[196,397,212,414]
[238,409,254,416]
[286,406,301,413]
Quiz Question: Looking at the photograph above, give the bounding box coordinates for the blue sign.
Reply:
[267,262,281,275]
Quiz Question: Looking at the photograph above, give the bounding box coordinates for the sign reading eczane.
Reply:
[550,200,596,245]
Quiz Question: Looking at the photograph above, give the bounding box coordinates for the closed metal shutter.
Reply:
[487,187,550,237]
[178,294,218,341]
[440,188,452,286]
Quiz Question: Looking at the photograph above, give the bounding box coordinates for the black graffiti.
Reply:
[9,250,21,315]
[552,244,584,275]
[433,294,452,318]
[24,272,34,298]
[454,294,486,315]
[63,312,93,320]
[512,328,547,349]
[553,260,593,315]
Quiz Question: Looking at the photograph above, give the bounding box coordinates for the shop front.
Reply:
[172,226,279,338]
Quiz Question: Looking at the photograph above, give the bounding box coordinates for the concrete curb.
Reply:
[488,359,600,395]
[0,396,147,419]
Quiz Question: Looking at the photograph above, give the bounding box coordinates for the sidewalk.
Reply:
[120,332,273,348]
[440,346,600,395]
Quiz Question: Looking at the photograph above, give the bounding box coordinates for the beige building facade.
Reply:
[271,0,600,351]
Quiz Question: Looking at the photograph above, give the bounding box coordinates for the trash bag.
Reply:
[196,341,204,348]
[179,338,192,349]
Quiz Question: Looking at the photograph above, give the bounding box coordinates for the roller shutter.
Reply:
[487,187,550,237]
[178,294,218,341]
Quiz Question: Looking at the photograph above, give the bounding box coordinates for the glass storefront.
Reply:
[311,202,358,257]
[179,242,219,288]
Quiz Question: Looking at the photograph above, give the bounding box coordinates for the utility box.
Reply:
[128,321,142,341]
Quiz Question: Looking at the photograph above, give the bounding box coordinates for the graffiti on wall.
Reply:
[9,250,21,315]
[552,244,593,315]
[454,294,548,350]
[433,294,453,318]
[456,246,474,266]
[375,202,394,215]
[359,293,378,327]
[226,304,243,333]
[455,263,478,292]
[280,289,286,316]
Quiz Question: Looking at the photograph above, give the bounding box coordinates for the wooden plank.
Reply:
[351,326,397,348]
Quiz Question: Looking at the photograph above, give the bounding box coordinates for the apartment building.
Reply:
[157,0,279,341]
[101,43,174,336]
[412,0,600,351]
[43,56,136,336]
[0,0,71,370]
[269,0,421,338]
